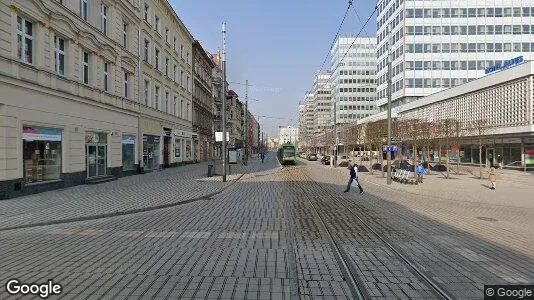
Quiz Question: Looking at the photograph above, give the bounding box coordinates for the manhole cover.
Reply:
[476,217,498,222]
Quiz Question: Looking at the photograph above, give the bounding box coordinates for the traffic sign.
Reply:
[383,145,398,152]
[391,137,402,143]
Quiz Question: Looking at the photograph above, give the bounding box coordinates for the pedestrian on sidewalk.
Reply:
[344,162,364,194]
[489,167,497,190]
[261,152,265,164]
[416,162,425,183]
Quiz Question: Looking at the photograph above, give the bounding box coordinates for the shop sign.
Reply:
[122,135,136,145]
[192,133,198,140]
[163,130,172,137]
[23,126,62,141]
[143,135,160,143]
[485,56,523,74]
[85,132,107,144]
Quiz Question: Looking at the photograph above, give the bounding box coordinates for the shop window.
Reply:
[23,126,62,183]
[122,135,136,171]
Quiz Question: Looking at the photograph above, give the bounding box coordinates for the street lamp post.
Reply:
[221,22,228,182]
[386,25,393,185]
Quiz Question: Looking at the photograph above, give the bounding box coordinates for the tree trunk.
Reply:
[446,149,450,179]
[381,145,385,177]
[478,139,482,179]
[413,144,418,178]
[456,147,460,174]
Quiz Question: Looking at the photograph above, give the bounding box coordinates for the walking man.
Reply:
[344,163,363,194]
[261,152,265,164]
[416,162,425,183]
[489,167,497,190]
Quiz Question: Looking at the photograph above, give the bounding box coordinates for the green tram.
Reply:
[278,143,296,165]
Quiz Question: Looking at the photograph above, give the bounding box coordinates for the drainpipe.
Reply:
[137,27,144,174]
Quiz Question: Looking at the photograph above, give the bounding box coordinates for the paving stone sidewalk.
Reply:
[312,159,534,257]
[301,160,534,299]
[0,153,291,300]
[0,154,279,230]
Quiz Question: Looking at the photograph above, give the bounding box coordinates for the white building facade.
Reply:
[312,71,332,135]
[331,36,378,125]
[359,60,534,170]
[278,126,299,145]
[375,0,534,111]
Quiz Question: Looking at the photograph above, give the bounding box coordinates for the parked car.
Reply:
[307,154,318,161]
[321,155,331,165]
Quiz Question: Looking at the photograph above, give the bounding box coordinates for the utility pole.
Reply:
[386,24,392,185]
[333,101,337,167]
[221,22,227,182]
[244,79,248,165]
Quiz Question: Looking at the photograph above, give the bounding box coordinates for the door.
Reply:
[86,144,107,178]
[87,145,97,178]
[97,145,107,176]
[163,137,170,167]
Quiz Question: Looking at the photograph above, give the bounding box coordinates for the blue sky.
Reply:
[170,0,377,137]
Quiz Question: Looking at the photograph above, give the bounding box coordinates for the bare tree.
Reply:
[364,120,387,175]
[436,118,461,179]
[418,119,437,174]
[469,119,489,179]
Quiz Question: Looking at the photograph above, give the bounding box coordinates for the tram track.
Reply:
[279,164,454,300]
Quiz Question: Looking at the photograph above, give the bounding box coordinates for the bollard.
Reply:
[207,164,214,177]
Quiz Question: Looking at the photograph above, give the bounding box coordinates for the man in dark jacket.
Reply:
[344,163,363,194]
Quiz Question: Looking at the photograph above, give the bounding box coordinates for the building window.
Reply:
[173,64,177,82]
[155,15,160,32]
[54,36,65,76]
[173,37,176,50]
[103,62,109,91]
[80,0,88,21]
[144,3,149,21]
[174,96,178,115]
[82,51,89,84]
[23,126,62,183]
[180,70,184,87]
[122,135,136,171]
[124,71,128,98]
[181,99,184,118]
[16,16,33,64]
[165,57,169,76]
[165,27,169,43]
[155,48,160,70]
[180,44,183,58]
[101,4,108,35]
[155,85,160,109]
[187,103,190,120]
[122,22,128,48]
[186,76,190,92]
[144,79,150,105]
[144,39,150,62]
[165,91,169,113]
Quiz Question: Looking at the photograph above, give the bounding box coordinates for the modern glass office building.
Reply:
[375,0,534,111]
[330,36,378,124]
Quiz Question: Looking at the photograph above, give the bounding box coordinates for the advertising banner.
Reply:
[525,146,534,167]
[23,126,62,141]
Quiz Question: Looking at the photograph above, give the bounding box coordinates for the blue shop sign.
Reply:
[485,56,524,74]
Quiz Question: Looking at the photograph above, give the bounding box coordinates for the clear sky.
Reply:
[170,0,377,138]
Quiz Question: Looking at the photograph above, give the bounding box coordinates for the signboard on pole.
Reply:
[215,132,229,142]
[391,137,402,143]
[383,145,398,152]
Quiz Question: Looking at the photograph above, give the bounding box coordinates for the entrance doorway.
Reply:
[163,136,171,167]
[86,144,107,178]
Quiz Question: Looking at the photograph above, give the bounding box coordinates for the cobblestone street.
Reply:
[0,155,533,299]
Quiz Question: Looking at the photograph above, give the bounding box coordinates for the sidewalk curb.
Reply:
[0,173,246,232]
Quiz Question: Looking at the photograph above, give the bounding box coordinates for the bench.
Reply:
[392,169,418,185]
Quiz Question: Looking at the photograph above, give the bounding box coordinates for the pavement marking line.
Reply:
[112,230,145,237]
[217,232,247,239]
[181,231,211,239]
[75,229,109,236]
[144,231,179,238]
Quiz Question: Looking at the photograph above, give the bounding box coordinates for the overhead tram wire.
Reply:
[288,1,379,125]
[288,0,354,125]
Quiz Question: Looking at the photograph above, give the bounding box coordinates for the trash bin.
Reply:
[208,164,214,177]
